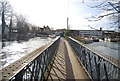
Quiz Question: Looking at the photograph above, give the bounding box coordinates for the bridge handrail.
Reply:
[69,37,119,68]
[68,37,120,80]
[0,36,60,81]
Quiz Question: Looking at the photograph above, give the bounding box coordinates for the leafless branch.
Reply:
[88,25,98,30]
[83,1,119,30]
[86,11,118,21]
[86,0,108,8]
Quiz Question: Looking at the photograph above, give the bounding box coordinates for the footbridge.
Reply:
[0,37,120,81]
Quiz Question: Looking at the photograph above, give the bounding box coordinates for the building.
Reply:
[103,30,116,38]
[69,30,79,36]
[43,26,53,35]
[103,30,120,42]
[36,26,53,35]
[79,30,103,39]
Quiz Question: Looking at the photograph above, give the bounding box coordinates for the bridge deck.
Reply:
[48,38,90,80]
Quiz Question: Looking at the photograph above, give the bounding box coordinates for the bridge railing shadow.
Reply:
[45,38,67,81]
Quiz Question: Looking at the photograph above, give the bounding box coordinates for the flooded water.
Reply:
[86,41,119,60]
[0,37,53,69]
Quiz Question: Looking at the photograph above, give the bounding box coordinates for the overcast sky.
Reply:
[8,0,118,30]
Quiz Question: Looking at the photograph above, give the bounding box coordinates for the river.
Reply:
[85,41,119,60]
[0,37,53,70]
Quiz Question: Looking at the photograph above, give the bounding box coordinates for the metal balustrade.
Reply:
[68,37,120,81]
[1,37,60,81]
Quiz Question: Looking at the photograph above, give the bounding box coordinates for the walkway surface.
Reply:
[48,38,90,81]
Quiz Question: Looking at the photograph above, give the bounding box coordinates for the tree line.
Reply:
[0,0,53,48]
[0,0,51,43]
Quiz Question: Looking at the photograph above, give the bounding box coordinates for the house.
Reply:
[43,26,52,35]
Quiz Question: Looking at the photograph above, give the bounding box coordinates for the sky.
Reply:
[8,0,119,30]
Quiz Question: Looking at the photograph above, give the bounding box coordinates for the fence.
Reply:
[68,37,120,81]
[1,37,60,81]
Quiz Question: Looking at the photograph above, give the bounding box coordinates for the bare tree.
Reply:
[83,0,119,30]
[8,11,14,41]
[16,14,30,40]
[0,0,13,40]
[0,0,13,48]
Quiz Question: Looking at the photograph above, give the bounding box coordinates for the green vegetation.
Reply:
[64,30,70,39]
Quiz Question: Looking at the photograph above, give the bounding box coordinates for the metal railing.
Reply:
[68,37,120,81]
[1,37,60,81]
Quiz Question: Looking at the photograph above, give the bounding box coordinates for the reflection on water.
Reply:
[0,37,53,70]
[86,41,119,59]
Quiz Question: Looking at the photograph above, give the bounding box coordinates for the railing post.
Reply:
[84,49,87,69]
[94,57,100,81]
[34,58,40,81]
[88,51,93,78]
[104,63,109,81]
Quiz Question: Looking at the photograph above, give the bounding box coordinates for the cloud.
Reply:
[9,0,68,29]
[84,13,93,17]
[8,0,117,30]
[68,15,92,30]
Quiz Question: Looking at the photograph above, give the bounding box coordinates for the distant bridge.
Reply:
[0,37,119,81]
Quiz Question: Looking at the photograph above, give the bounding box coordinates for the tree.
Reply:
[0,0,13,40]
[16,14,30,40]
[8,11,14,41]
[16,14,27,34]
[0,0,13,48]
[83,0,119,30]
[8,15,12,40]
[31,27,38,34]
